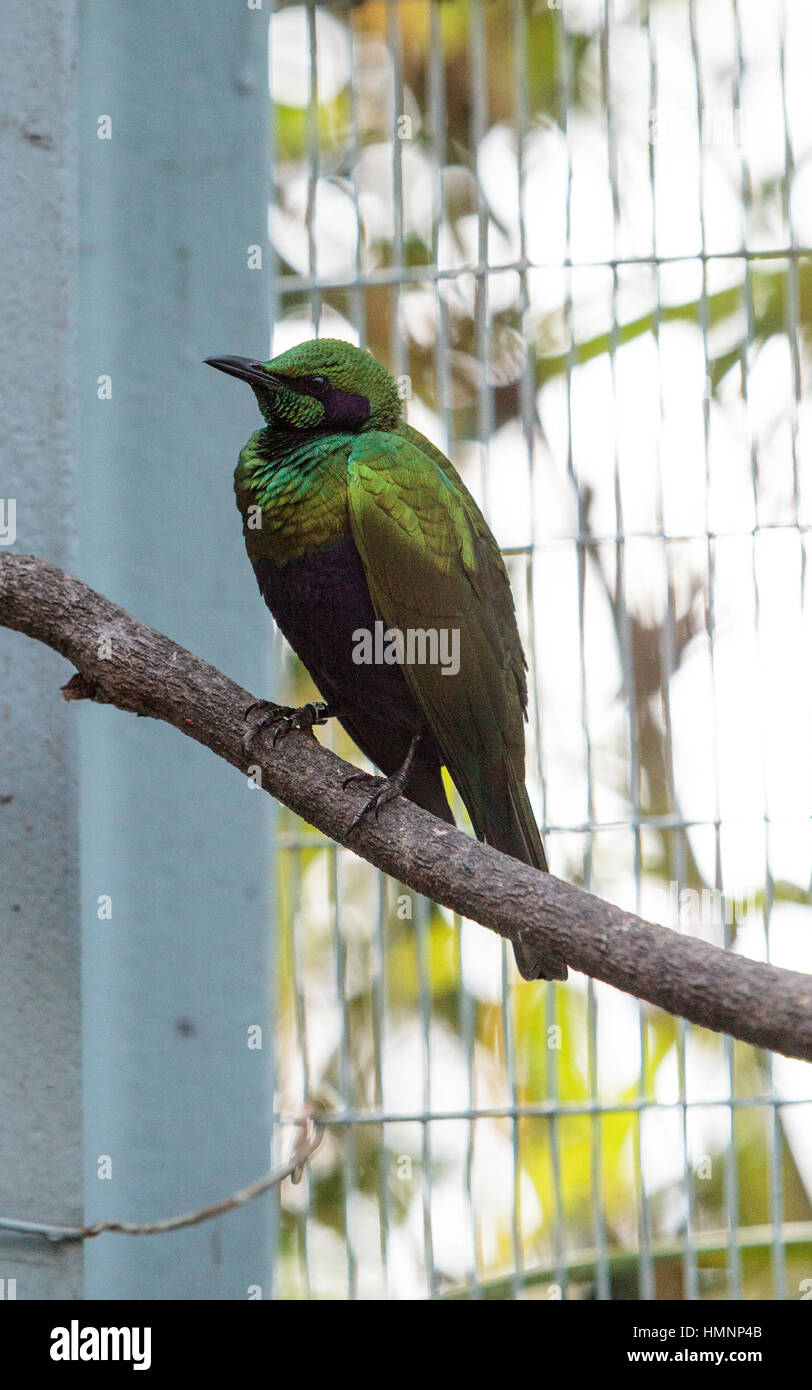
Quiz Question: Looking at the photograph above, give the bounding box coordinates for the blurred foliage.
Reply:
[265,0,812,1299]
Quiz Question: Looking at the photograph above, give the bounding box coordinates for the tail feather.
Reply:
[470,765,568,982]
[341,705,565,981]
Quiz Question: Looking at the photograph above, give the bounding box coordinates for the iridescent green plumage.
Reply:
[207,339,566,981]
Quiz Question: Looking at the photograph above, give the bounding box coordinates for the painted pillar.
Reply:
[79,0,276,1298]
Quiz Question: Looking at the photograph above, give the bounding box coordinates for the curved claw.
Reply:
[244,700,264,722]
[342,770,377,792]
[343,730,422,838]
[242,723,264,757]
[242,700,333,759]
[242,701,289,757]
[345,777,404,837]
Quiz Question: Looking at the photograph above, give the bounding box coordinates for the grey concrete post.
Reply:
[0,1,83,1300]
[78,0,276,1300]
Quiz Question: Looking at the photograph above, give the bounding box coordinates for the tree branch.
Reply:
[2,552,811,1061]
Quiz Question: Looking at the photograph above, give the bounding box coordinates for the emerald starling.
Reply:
[206,339,567,982]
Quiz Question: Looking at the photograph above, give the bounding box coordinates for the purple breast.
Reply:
[253,539,422,733]
[254,540,378,680]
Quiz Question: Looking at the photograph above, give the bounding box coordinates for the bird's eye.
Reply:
[309,374,329,391]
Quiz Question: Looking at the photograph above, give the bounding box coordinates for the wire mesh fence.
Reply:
[264,0,812,1299]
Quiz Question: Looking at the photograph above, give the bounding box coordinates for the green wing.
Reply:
[346,428,547,875]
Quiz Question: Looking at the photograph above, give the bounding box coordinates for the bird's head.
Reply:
[205,338,402,433]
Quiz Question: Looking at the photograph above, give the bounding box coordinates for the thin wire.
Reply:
[372,876,392,1297]
[347,9,367,351]
[773,0,804,1303]
[441,1219,812,1301]
[387,0,407,383]
[385,0,437,1297]
[468,0,523,1301]
[601,0,655,1303]
[272,241,812,295]
[687,0,741,1301]
[279,1095,812,1127]
[644,0,699,1303]
[427,0,480,1300]
[266,0,282,1300]
[0,1116,323,1245]
[732,0,786,1305]
[554,0,597,1305]
[289,840,314,1298]
[512,0,541,1302]
[330,847,359,1297]
[346,3,387,1298]
[276,806,812,850]
[305,0,323,335]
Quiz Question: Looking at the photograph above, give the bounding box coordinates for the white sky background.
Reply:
[267,1,812,1294]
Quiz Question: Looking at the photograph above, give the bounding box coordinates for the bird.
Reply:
[205,339,567,982]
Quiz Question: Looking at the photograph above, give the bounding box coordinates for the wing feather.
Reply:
[347,430,525,825]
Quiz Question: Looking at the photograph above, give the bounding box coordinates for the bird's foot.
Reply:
[343,730,423,838]
[343,770,410,837]
[241,700,332,758]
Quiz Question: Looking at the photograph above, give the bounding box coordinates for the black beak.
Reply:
[204,356,284,392]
